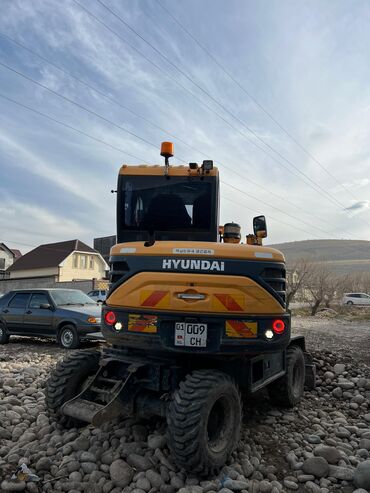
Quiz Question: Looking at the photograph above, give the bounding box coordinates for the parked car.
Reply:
[0,288,102,348]
[87,289,107,303]
[342,293,370,306]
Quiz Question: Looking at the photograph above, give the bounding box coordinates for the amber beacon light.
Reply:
[160,141,174,158]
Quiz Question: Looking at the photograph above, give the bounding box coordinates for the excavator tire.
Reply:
[268,345,305,407]
[45,349,100,427]
[167,369,242,476]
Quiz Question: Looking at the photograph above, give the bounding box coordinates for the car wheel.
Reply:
[346,301,354,305]
[0,323,10,344]
[59,325,80,349]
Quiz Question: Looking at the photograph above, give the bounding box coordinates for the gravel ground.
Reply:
[0,317,370,493]
[292,315,370,366]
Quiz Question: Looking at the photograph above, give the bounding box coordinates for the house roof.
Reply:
[10,249,22,259]
[7,239,97,272]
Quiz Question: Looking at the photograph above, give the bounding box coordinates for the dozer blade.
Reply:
[61,362,143,427]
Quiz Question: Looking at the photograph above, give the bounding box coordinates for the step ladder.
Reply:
[61,361,144,427]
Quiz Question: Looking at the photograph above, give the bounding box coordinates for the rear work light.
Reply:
[104,311,117,325]
[272,319,286,334]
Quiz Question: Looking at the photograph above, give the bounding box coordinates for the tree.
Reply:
[304,263,335,316]
[286,258,311,308]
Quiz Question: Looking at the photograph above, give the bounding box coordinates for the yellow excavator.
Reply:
[46,142,315,475]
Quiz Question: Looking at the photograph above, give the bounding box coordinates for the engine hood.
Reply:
[110,241,285,262]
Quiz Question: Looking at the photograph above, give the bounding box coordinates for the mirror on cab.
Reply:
[40,303,52,310]
[253,215,267,238]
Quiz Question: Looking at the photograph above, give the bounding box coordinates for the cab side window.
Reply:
[8,293,30,308]
[29,293,49,309]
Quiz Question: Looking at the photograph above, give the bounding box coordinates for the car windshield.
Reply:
[50,290,96,306]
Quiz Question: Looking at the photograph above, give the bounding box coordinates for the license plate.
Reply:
[175,323,207,347]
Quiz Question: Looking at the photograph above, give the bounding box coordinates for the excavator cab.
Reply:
[116,163,220,244]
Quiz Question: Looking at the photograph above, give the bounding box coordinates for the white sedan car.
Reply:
[87,289,107,303]
[342,293,370,306]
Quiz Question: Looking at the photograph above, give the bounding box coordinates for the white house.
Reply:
[6,239,108,281]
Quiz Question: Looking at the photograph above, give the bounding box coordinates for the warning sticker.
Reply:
[225,320,258,338]
[128,314,158,333]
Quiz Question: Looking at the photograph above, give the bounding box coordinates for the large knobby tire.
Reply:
[167,369,242,476]
[45,349,100,427]
[0,323,10,344]
[59,324,80,349]
[268,345,305,407]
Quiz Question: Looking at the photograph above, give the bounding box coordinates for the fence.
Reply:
[0,276,109,294]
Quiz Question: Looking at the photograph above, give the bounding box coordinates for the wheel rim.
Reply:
[292,359,304,398]
[0,326,3,338]
[61,329,74,347]
[207,395,233,453]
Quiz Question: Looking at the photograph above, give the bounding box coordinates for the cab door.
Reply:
[2,292,30,333]
[23,292,55,336]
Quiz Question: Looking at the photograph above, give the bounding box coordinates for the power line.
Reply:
[73,0,350,212]
[94,0,350,211]
[0,88,346,240]
[0,32,208,160]
[155,0,364,204]
[0,78,362,242]
[221,196,324,240]
[0,58,344,237]
[0,33,344,234]
[0,93,151,164]
[0,60,164,154]
[221,182,339,240]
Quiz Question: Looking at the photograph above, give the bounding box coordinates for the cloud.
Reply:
[344,200,370,216]
[0,198,89,253]
[0,131,100,206]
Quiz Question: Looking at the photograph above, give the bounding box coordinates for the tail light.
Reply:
[272,319,285,334]
[104,311,116,325]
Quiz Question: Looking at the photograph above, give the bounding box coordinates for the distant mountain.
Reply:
[268,239,370,275]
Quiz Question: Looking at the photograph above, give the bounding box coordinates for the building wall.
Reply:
[0,248,14,271]
[59,252,107,282]
[8,267,58,279]
[94,235,116,263]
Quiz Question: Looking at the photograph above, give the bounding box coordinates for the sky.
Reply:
[1,0,370,254]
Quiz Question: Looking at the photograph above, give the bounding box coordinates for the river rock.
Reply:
[109,459,134,487]
[314,445,342,464]
[0,480,26,492]
[302,457,329,478]
[354,460,370,490]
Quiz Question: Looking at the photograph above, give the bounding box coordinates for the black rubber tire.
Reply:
[45,349,100,427]
[346,301,354,305]
[0,323,9,344]
[167,369,242,476]
[59,324,80,349]
[268,345,305,407]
